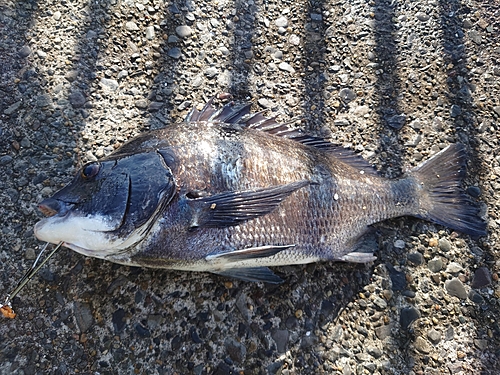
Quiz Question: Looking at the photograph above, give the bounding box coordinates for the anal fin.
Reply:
[337,230,378,263]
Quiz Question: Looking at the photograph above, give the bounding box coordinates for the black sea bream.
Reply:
[34,99,487,283]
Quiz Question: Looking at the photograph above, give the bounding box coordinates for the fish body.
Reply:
[35,99,486,283]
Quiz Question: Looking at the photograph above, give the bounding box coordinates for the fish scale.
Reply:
[35,98,487,283]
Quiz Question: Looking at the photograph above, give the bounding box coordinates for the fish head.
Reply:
[34,151,176,259]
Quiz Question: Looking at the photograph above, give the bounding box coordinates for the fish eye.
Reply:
[81,163,100,180]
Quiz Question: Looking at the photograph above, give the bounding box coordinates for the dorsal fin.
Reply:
[185,97,378,175]
[324,146,379,175]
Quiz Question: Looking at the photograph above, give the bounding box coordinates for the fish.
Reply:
[34,97,487,283]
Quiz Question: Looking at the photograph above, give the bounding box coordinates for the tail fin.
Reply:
[410,144,487,238]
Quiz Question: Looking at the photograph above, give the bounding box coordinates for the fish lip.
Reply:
[38,199,74,219]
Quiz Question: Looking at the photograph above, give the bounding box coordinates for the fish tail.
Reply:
[409,144,486,238]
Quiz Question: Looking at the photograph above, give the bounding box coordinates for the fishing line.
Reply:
[1,241,63,317]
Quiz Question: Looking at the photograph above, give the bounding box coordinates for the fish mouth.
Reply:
[38,198,74,218]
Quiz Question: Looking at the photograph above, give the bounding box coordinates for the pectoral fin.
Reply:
[207,245,293,283]
[206,245,294,262]
[187,180,309,229]
[212,267,283,284]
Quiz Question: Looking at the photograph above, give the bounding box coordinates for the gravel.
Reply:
[1,0,499,374]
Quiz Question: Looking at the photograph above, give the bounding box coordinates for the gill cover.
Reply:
[35,151,176,253]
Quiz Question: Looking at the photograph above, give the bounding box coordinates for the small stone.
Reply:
[117,70,128,80]
[375,324,391,340]
[366,346,383,359]
[373,297,387,310]
[19,45,31,58]
[125,21,139,31]
[107,275,128,294]
[445,262,463,274]
[148,102,163,112]
[468,290,485,304]
[205,67,218,78]
[135,323,151,338]
[402,290,416,298]
[416,12,430,22]
[147,314,163,329]
[112,308,126,333]
[65,70,79,82]
[209,18,219,27]
[37,50,47,58]
[463,19,473,29]
[474,339,488,350]
[191,75,203,87]
[300,333,318,348]
[386,114,407,129]
[414,336,431,354]
[167,34,180,43]
[0,155,13,165]
[428,257,443,272]
[74,302,94,333]
[310,13,322,21]
[333,119,350,126]
[219,46,230,56]
[289,34,300,45]
[135,99,149,109]
[275,16,288,28]
[40,186,53,197]
[278,62,295,73]
[145,26,155,40]
[445,278,467,299]
[100,78,119,91]
[469,30,482,44]
[258,98,272,108]
[176,25,193,38]
[225,338,246,364]
[53,11,61,20]
[407,252,423,266]
[235,293,250,321]
[471,267,492,289]
[68,91,86,108]
[466,186,481,198]
[351,105,370,117]
[493,106,500,116]
[36,94,52,107]
[394,240,405,249]
[445,326,454,341]
[427,329,441,345]
[25,248,37,260]
[450,104,462,117]
[86,30,97,39]
[177,101,191,111]
[339,88,356,103]
[428,237,438,247]
[4,101,22,115]
[168,47,182,59]
[387,264,406,291]
[271,330,289,353]
[382,289,393,301]
[400,306,421,330]
[438,238,451,252]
